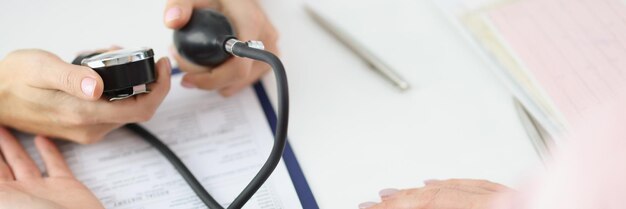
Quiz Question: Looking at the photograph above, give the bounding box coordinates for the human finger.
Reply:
[379,188,401,201]
[254,16,281,56]
[34,136,73,178]
[63,123,122,144]
[164,0,193,29]
[0,130,14,182]
[358,202,379,209]
[425,179,511,192]
[218,61,269,96]
[363,195,422,209]
[11,50,105,101]
[366,187,486,209]
[360,188,421,208]
[181,57,253,91]
[0,128,41,180]
[164,0,220,29]
[422,182,494,196]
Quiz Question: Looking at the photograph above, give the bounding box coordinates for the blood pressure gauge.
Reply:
[74,48,156,101]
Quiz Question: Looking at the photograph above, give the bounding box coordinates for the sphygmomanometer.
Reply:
[73,9,288,209]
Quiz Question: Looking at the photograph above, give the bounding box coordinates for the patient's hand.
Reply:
[359,179,515,209]
[0,128,103,209]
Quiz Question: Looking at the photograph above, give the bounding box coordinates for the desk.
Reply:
[0,0,539,208]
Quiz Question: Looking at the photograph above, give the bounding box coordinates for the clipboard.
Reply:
[173,68,320,209]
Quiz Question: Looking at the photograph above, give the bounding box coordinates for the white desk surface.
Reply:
[0,0,540,208]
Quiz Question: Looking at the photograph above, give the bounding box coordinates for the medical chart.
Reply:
[485,0,626,124]
[436,0,626,136]
[19,75,302,209]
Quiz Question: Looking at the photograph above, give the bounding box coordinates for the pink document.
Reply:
[487,0,626,124]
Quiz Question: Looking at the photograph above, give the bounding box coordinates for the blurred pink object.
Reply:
[483,0,626,207]
[495,98,626,209]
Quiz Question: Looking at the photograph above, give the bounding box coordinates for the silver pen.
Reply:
[513,99,552,164]
[305,6,411,91]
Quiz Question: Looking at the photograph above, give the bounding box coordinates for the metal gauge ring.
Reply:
[76,48,156,101]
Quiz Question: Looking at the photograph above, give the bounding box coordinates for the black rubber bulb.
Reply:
[174,9,236,67]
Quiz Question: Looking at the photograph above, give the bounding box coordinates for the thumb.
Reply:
[164,0,193,29]
[42,60,104,101]
[7,49,104,101]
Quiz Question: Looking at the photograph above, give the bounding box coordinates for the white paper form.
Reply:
[19,75,302,209]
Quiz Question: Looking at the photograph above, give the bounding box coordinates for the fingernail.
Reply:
[358,202,377,209]
[181,80,196,89]
[379,188,400,198]
[165,7,182,22]
[424,179,440,185]
[81,77,96,97]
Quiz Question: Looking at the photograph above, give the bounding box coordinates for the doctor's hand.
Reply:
[0,49,171,144]
[0,128,104,209]
[359,179,515,209]
[164,0,279,96]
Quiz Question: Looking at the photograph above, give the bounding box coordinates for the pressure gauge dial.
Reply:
[74,48,156,101]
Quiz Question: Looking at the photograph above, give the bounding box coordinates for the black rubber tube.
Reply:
[125,42,288,209]
[124,123,223,209]
[228,42,289,209]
